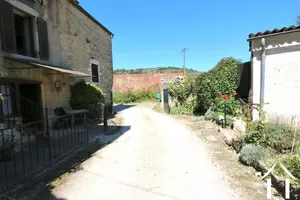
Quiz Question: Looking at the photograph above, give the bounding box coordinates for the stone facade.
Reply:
[250,31,300,121]
[0,0,113,118]
[55,0,114,102]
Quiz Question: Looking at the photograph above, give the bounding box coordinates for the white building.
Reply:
[248,25,300,121]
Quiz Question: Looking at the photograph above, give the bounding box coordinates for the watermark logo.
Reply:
[261,162,298,199]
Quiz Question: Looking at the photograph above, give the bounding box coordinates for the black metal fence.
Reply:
[0,110,88,193]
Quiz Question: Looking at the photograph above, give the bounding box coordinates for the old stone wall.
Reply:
[56,0,113,104]
[113,73,184,93]
[0,0,114,114]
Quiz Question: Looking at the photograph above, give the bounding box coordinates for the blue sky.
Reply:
[80,0,300,72]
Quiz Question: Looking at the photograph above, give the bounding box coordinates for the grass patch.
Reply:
[113,85,159,104]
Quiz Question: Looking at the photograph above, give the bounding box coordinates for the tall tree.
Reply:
[297,15,300,25]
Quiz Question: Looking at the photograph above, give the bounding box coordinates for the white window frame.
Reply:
[89,59,100,84]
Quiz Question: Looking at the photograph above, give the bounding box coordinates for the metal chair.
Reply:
[54,107,71,128]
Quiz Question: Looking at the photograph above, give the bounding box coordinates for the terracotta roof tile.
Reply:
[248,25,300,39]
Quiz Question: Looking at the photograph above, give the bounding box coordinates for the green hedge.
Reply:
[70,80,105,118]
[113,85,159,104]
[194,57,241,114]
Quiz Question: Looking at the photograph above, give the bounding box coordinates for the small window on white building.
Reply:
[90,60,100,83]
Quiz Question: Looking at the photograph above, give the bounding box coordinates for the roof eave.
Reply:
[248,29,300,41]
[69,0,114,37]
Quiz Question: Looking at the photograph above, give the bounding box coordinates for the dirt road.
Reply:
[51,104,269,200]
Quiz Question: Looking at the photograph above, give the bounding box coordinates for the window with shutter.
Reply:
[91,64,99,83]
[0,1,16,53]
[37,18,49,60]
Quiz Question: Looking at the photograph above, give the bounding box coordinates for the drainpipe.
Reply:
[260,38,266,118]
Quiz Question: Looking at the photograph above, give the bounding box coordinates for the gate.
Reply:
[0,109,88,194]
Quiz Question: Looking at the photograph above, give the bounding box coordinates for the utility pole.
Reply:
[181,48,187,76]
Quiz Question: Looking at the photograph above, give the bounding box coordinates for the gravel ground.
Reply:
[50,104,271,200]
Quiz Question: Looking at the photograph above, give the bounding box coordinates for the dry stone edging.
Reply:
[218,127,300,200]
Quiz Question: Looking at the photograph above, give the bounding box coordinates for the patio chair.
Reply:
[54,107,71,128]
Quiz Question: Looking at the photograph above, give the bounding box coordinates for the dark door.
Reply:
[19,84,42,123]
[163,89,170,113]
[163,89,169,103]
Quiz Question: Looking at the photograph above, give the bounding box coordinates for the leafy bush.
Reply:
[239,144,267,165]
[70,80,105,119]
[185,98,197,115]
[169,76,193,105]
[0,93,3,101]
[244,120,270,147]
[213,93,241,116]
[266,122,300,153]
[113,85,159,104]
[194,57,241,114]
[204,107,214,120]
[276,155,300,188]
[282,155,300,179]
[170,106,190,115]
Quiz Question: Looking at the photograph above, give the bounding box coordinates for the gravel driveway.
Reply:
[51,105,254,200]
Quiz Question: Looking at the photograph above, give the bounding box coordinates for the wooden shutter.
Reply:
[37,18,49,60]
[0,1,16,53]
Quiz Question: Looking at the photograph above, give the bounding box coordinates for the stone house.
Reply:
[0,0,114,126]
[248,25,300,121]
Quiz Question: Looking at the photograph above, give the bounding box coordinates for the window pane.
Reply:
[91,64,99,83]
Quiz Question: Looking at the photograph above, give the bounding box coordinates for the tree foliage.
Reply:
[0,93,3,101]
[168,76,193,105]
[297,15,300,25]
[194,57,241,114]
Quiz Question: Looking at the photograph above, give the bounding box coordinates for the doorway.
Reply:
[19,84,42,124]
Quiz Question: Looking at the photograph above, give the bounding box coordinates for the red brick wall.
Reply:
[113,73,184,93]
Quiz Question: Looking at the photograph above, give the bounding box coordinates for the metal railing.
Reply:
[0,109,88,193]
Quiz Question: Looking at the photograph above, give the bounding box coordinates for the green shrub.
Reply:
[239,144,267,165]
[70,80,105,118]
[169,76,193,105]
[170,106,190,115]
[266,122,299,153]
[0,93,3,101]
[194,57,241,114]
[283,155,300,179]
[213,93,241,116]
[277,155,300,188]
[112,92,123,103]
[244,123,270,147]
[113,85,160,104]
[204,107,214,120]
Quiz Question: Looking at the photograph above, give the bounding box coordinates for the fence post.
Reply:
[45,108,52,164]
[104,104,108,128]
[223,104,227,128]
[84,111,89,143]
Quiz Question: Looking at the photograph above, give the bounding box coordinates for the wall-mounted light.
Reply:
[55,81,61,89]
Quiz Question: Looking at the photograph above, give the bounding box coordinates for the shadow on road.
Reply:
[114,104,135,113]
[4,124,131,200]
